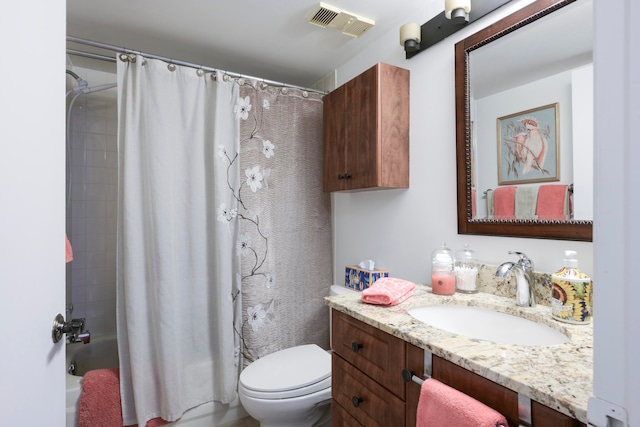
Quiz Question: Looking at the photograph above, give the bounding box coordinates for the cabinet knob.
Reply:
[351,396,364,408]
[337,173,352,180]
[351,342,363,352]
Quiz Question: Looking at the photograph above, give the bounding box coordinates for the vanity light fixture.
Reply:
[445,0,471,24]
[401,0,512,58]
[400,23,421,53]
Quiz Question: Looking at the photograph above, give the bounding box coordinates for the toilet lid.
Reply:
[240,344,331,394]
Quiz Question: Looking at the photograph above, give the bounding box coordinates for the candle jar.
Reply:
[431,242,455,295]
[455,243,478,293]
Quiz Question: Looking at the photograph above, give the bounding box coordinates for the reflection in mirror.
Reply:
[455,0,593,241]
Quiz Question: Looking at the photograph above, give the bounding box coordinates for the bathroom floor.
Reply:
[220,416,259,427]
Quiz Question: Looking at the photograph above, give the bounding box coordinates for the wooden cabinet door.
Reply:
[345,65,378,190]
[323,62,409,192]
[323,84,348,192]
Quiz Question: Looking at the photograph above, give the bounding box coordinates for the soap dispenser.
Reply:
[551,250,592,324]
[431,242,455,295]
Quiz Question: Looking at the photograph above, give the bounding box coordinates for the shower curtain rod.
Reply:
[67,36,327,95]
[67,48,116,63]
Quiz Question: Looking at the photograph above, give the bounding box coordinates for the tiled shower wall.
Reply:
[66,65,118,337]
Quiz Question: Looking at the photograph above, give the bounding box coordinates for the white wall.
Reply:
[330,0,593,285]
[571,64,593,221]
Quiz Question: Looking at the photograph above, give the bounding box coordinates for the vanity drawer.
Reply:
[331,399,362,426]
[331,310,406,398]
[332,353,405,427]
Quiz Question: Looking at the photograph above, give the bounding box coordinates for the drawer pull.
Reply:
[351,396,364,408]
[351,342,363,352]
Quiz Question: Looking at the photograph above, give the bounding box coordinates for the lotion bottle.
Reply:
[551,250,592,324]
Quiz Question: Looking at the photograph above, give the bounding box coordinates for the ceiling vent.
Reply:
[307,3,375,38]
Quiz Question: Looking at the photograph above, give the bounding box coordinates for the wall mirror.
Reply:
[455,0,593,241]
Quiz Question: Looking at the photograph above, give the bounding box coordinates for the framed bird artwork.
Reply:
[497,102,560,185]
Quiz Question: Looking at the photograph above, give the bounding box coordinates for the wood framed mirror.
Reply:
[455,0,593,241]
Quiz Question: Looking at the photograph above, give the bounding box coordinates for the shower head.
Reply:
[66,69,88,91]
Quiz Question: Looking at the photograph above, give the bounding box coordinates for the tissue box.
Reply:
[345,265,389,291]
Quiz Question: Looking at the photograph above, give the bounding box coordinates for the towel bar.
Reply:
[401,368,427,385]
[402,368,506,427]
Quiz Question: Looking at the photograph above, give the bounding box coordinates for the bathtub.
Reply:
[65,334,247,427]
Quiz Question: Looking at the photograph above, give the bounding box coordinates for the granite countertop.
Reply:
[325,284,593,423]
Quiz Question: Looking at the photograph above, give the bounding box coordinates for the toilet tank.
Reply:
[330,284,358,296]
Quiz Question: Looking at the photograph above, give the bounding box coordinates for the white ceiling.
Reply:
[66,0,436,88]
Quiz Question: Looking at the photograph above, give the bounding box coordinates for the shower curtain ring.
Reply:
[168,62,177,72]
[197,68,205,77]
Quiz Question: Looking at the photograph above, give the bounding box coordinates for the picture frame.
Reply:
[497,103,559,185]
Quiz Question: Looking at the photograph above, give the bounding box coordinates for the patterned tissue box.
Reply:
[345,265,390,291]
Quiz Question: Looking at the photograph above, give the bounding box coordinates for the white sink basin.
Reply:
[408,305,569,346]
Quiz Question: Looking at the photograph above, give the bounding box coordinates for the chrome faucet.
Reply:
[65,318,91,344]
[495,251,536,307]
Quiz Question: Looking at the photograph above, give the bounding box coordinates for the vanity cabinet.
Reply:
[322,62,409,192]
[432,356,587,427]
[330,309,422,426]
[331,309,586,427]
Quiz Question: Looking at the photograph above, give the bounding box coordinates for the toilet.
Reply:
[238,285,357,427]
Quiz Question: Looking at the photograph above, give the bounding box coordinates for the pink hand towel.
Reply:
[78,368,170,427]
[361,277,416,306]
[417,378,508,427]
[66,234,74,263]
[536,184,568,220]
[493,186,516,219]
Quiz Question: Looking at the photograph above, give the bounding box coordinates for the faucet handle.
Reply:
[508,251,534,269]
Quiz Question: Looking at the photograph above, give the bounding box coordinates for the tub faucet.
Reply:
[65,318,91,344]
[495,251,536,307]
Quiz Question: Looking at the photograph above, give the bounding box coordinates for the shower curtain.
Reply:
[235,83,331,364]
[116,56,241,426]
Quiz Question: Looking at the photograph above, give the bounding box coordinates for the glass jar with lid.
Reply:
[431,242,455,295]
[454,243,478,293]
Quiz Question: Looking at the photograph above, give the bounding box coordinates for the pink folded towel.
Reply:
[78,368,170,427]
[417,378,508,427]
[66,234,74,263]
[493,186,516,219]
[536,184,568,220]
[361,277,416,306]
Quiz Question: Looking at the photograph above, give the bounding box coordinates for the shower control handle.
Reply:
[52,313,90,344]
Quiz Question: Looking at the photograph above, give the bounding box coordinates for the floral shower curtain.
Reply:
[234,82,332,364]
[116,56,241,426]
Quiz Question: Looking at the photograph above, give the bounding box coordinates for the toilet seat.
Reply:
[239,344,331,399]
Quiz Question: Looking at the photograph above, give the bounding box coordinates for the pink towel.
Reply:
[78,368,170,427]
[536,184,568,220]
[493,186,516,219]
[361,277,416,306]
[417,378,508,427]
[66,234,74,263]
